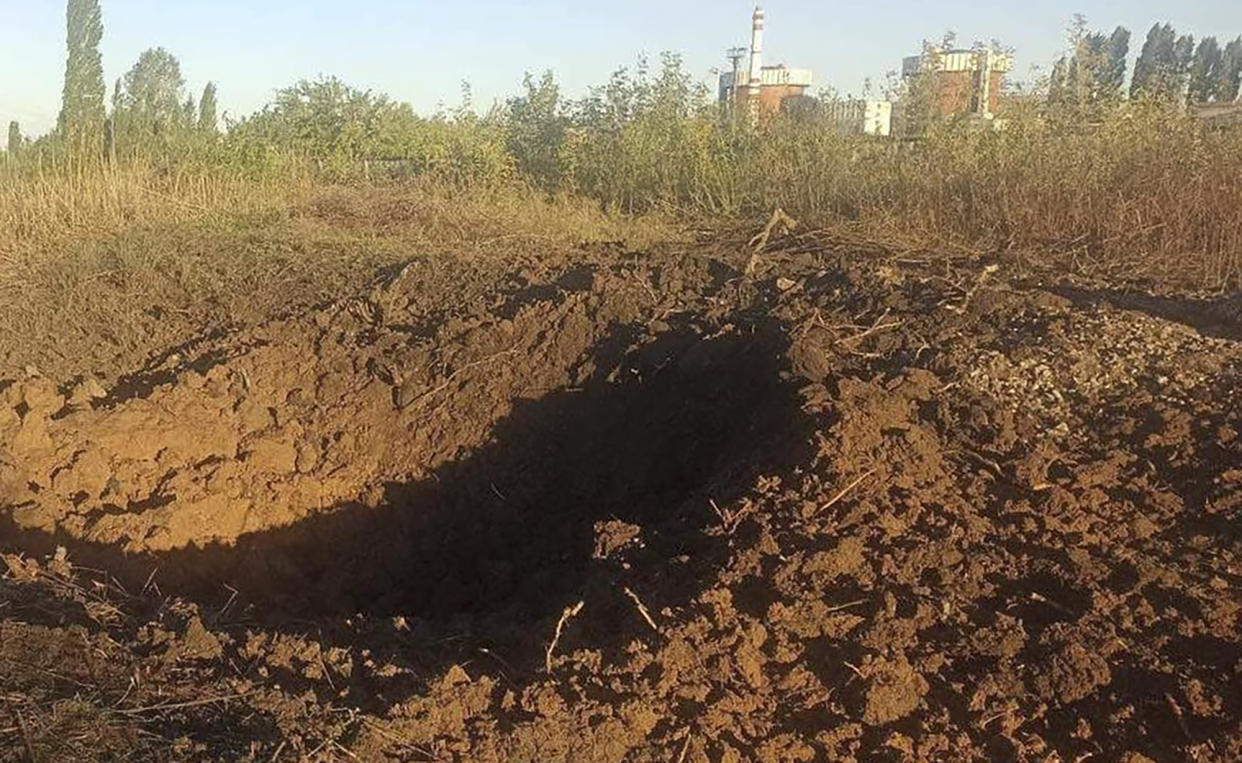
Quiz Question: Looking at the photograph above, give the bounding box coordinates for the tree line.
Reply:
[1049,15,1242,110]
[5,1,1242,168]
[7,0,219,163]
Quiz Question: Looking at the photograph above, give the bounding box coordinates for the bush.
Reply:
[6,62,1241,289]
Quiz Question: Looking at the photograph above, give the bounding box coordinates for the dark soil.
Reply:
[2,229,1240,761]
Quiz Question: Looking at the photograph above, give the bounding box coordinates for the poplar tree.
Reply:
[1101,27,1130,98]
[198,82,219,133]
[1219,38,1242,102]
[1049,20,1129,109]
[1188,37,1222,104]
[183,94,197,128]
[1132,23,1175,99]
[59,0,106,157]
[1174,37,1196,71]
[1048,57,1069,106]
[7,122,22,156]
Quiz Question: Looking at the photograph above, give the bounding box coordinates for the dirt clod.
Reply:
[861,655,929,726]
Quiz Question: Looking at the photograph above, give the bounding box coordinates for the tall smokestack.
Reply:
[977,48,993,117]
[748,6,765,95]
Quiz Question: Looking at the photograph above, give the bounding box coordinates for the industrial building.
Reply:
[715,9,1010,136]
[901,47,1012,120]
[718,7,813,119]
[824,99,893,137]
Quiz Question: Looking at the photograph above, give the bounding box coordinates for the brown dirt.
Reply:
[1,231,1240,761]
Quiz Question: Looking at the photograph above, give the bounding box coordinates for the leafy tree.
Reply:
[1048,56,1069,105]
[1062,13,1092,107]
[231,76,417,159]
[1188,37,1222,103]
[1173,34,1196,102]
[113,48,188,140]
[571,59,652,131]
[183,94,197,128]
[505,70,564,187]
[1048,19,1128,109]
[1130,24,1199,103]
[1131,23,1176,99]
[7,122,22,156]
[58,0,106,156]
[780,95,824,123]
[198,82,219,133]
[1221,38,1242,102]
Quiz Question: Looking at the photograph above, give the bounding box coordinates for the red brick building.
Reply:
[901,48,1012,119]
[719,66,814,120]
[717,7,813,121]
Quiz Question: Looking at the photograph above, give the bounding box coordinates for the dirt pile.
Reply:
[1,235,1240,761]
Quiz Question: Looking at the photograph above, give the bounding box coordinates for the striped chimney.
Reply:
[748,6,765,94]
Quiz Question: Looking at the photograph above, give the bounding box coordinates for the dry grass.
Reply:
[2,102,1238,380]
[565,103,1242,290]
[0,159,312,251]
[0,169,675,380]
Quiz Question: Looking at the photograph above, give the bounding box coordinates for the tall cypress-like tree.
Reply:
[183,94,197,128]
[1132,23,1174,99]
[7,122,22,156]
[1173,34,1196,101]
[1048,56,1069,105]
[1050,20,1129,109]
[1102,27,1131,98]
[59,0,106,156]
[1219,37,1242,102]
[1188,37,1222,104]
[198,82,219,133]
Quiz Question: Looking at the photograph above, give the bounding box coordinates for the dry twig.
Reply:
[545,601,585,673]
[360,720,436,761]
[944,264,1000,314]
[749,208,799,253]
[746,208,799,275]
[709,498,753,535]
[819,470,876,513]
[623,587,660,633]
[675,733,692,763]
[833,309,903,348]
[119,692,254,716]
[825,599,868,614]
[15,710,37,763]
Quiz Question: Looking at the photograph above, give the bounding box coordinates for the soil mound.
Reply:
[2,237,1241,761]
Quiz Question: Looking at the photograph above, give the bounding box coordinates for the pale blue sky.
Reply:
[2,0,1240,136]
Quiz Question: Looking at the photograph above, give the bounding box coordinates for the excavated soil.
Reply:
[2,233,1241,761]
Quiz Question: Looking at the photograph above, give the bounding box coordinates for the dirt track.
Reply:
[2,233,1241,761]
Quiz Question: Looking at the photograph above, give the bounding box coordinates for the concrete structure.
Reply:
[1192,102,1242,130]
[719,7,813,120]
[824,99,893,137]
[901,47,1012,119]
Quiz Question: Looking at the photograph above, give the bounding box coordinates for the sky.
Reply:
[2,0,1241,137]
